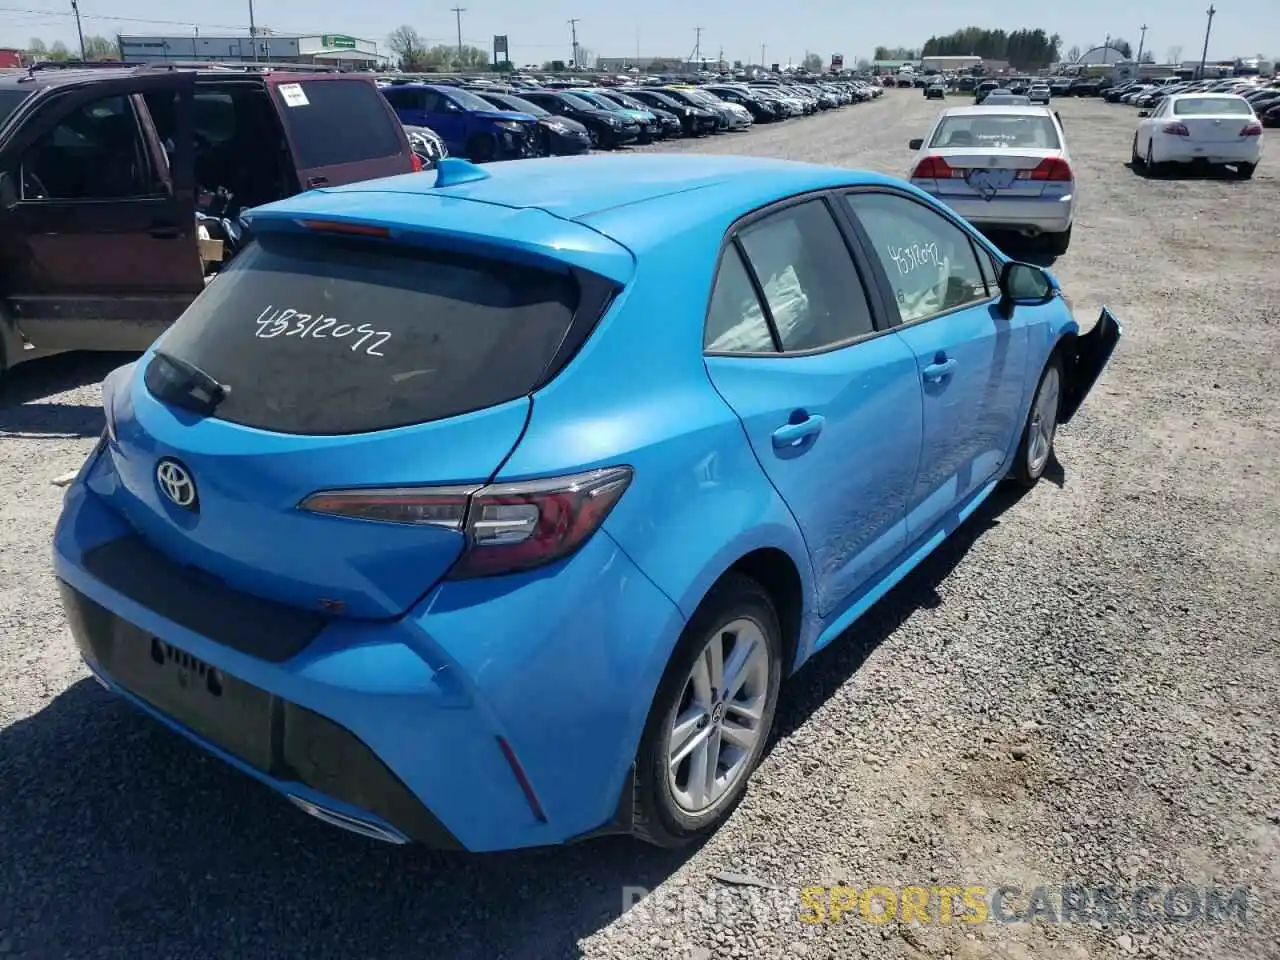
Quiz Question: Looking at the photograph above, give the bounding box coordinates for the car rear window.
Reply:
[930,114,1061,149]
[274,79,404,168]
[150,232,581,435]
[1172,96,1253,116]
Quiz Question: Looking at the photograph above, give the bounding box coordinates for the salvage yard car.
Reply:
[0,64,418,378]
[908,105,1076,255]
[55,154,1120,853]
[1132,92,1264,180]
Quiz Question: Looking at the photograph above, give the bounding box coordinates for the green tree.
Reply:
[422,43,489,70]
[48,40,70,61]
[920,27,1059,69]
[802,53,823,72]
[1111,37,1133,58]
[388,25,430,72]
[874,46,919,61]
[28,37,47,57]
[83,34,115,60]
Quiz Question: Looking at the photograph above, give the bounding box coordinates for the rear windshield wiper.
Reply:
[144,350,231,416]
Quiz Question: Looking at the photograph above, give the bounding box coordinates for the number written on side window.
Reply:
[254,305,390,356]
[844,193,989,324]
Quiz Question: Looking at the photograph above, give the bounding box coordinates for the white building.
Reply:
[919,55,982,73]
[116,33,380,68]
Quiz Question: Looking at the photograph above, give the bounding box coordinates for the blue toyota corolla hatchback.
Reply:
[54,155,1120,853]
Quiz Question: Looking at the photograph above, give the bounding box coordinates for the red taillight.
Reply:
[1240,122,1263,136]
[296,219,391,237]
[1027,157,1073,181]
[1162,122,1190,136]
[911,155,957,179]
[411,152,424,171]
[299,466,633,579]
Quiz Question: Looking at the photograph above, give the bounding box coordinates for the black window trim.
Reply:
[702,188,896,360]
[839,185,1006,332]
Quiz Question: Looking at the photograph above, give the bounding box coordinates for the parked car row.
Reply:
[1106,74,1280,128]
[375,76,883,162]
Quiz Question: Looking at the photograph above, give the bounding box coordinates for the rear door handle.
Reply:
[771,415,825,449]
[305,176,330,189]
[923,358,957,382]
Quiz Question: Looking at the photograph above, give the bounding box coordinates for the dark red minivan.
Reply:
[0,65,417,376]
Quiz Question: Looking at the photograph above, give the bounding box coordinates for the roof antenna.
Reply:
[433,157,492,187]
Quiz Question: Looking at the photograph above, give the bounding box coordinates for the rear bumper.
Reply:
[926,191,1075,234]
[53,475,686,853]
[1152,138,1262,165]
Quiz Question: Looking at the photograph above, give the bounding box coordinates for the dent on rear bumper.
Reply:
[54,482,686,852]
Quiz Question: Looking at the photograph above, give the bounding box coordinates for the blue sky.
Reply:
[2,0,1274,66]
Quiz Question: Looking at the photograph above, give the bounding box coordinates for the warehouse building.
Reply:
[116,33,380,68]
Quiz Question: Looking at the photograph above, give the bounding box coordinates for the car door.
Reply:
[0,72,202,353]
[702,195,924,616]
[266,75,412,191]
[842,189,1030,539]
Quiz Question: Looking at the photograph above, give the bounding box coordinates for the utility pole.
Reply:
[70,0,85,60]
[691,25,702,66]
[1103,33,1111,62]
[248,0,258,61]
[1136,24,1148,63]
[451,7,466,68]
[760,43,766,68]
[568,18,580,68]
[1198,4,1215,79]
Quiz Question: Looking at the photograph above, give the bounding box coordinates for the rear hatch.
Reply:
[99,217,616,619]
[267,75,414,190]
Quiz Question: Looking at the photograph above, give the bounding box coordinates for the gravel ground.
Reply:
[1,92,1278,960]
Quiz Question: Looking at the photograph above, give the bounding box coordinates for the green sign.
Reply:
[322,34,357,50]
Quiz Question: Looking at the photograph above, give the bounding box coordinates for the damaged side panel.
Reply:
[1060,306,1122,424]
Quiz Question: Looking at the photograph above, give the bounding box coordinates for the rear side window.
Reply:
[151,233,581,435]
[274,80,403,167]
[0,89,31,127]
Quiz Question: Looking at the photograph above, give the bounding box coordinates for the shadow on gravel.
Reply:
[0,679,695,959]
[770,476,1049,746]
[0,351,134,438]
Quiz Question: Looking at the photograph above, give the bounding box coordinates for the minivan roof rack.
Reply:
[141,59,346,73]
[29,59,143,72]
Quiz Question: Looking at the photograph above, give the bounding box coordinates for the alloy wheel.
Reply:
[1027,365,1061,475]
[666,617,771,814]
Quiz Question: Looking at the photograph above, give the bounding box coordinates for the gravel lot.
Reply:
[1,92,1278,960]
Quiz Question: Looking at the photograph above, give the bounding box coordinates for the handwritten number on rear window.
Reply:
[253,306,390,357]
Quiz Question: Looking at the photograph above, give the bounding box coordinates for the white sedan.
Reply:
[1133,93,1263,179]
[907,105,1076,255]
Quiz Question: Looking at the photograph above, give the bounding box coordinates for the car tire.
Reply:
[466,134,497,163]
[1144,141,1163,177]
[1131,133,1145,171]
[1011,354,1063,487]
[1234,162,1256,180]
[631,572,783,848]
[1044,225,1072,257]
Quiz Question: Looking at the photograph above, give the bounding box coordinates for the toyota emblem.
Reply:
[156,458,198,510]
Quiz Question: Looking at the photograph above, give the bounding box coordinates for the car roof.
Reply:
[1168,91,1248,100]
[0,64,343,93]
[939,104,1054,118]
[252,154,907,262]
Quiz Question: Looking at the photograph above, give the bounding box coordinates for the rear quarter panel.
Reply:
[493,218,815,635]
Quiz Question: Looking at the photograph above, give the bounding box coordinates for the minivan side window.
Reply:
[704,246,775,353]
[844,192,990,325]
[20,95,159,201]
[736,199,876,351]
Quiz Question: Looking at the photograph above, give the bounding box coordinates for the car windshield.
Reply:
[606,91,648,110]
[558,92,597,111]
[930,113,1061,149]
[445,87,502,112]
[574,91,621,110]
[983,95,1032,105]
[488,93,547,117]
[0,89,32,127]
[1173,96,1253,115]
